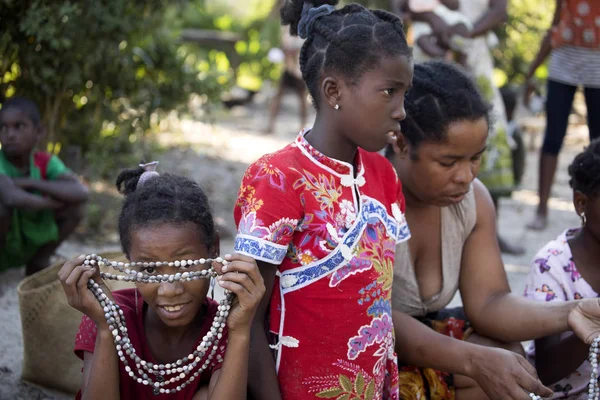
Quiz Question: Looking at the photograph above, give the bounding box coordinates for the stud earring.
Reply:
[334,104,340,110]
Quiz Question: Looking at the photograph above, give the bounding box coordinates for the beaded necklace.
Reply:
[83,254,232,396]
[530,335,600,400]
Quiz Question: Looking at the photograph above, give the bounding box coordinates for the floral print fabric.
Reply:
[552,0,600,49]
[524,228,597,399]
[398,307,473,400]
[234,130,410,399]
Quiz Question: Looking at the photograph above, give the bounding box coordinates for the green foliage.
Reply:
[180,0,283,90]
[493,0,554,84]
[0,0,224,178]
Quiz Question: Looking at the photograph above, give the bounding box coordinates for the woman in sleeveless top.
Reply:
[386,61,600,400]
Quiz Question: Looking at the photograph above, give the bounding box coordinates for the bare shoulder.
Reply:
[470,179,497,233]
[473,179,495,214]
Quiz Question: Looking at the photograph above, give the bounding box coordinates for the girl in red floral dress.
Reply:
[233,1,413,399]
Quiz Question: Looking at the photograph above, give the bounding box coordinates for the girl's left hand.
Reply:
[216,253,266,334]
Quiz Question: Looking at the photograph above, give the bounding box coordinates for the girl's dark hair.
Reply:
[280,0,411,107]
[115,166,217,256]
[0,97,42,125]
[568,138,600,197]
[387,61,491,159]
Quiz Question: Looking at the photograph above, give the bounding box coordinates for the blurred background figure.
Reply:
[264,0,308,134]
[265,29,308,134]
[524,0,600,231]
[0,98,88,276]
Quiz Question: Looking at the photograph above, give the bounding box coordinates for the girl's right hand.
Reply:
[58,255,111,329]
[469,346,553,400]
[216,254,266,334]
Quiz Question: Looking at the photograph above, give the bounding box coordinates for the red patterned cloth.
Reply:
[234,130,410,399]
[398,307,473,400]
[74,289,227,399]
[552,0,600,49]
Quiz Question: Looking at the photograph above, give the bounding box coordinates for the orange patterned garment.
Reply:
[552,0,600,49]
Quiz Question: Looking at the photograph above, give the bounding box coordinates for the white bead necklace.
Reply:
[83,254,233,396]
[529,336,600,400]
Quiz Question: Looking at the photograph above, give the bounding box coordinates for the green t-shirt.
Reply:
[0,150,70,270]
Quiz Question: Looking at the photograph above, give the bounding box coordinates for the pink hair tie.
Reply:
[137,161,159,188]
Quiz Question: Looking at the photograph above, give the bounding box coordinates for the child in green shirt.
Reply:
[0,97,88,275]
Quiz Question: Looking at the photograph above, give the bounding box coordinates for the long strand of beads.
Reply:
[529,336,600,400]
[84,254,224,283]
[84,254,233,396]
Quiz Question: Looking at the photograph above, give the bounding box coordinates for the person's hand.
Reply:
[448,23,471,39]
[58,255,111,329]
[11,177,34,189]
[469,346,553,400]
[428,16,454,48]
[215,254,266,334]
[569,298,600,344]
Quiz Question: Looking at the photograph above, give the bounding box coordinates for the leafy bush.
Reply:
[0,0,224,178]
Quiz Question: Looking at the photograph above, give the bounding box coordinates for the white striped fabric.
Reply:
[549,45,600,88]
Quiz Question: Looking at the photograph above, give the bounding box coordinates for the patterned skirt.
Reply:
[398,307,473,400]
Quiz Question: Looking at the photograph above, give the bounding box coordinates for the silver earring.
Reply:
[581,212,587,227]
[334,104,340,110]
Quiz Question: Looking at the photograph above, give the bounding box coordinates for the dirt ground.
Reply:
[0,90,590,399]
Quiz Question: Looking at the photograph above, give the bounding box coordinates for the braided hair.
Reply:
[115,166,217,256]
[568,138,600,198]
[280,0,411,107]
[388,61,491,159]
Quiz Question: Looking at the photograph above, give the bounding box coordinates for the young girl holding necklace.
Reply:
[59,164,265,399]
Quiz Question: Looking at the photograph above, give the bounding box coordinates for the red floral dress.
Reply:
[234,131,410,399]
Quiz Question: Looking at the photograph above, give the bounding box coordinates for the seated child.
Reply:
[0,97,88,275]
[524,138,600,398]
[60,163,265,399]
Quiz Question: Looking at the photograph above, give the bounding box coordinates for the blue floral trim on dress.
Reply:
[279,198,409,294]
[234,234,289,264]
[397,223,410,243]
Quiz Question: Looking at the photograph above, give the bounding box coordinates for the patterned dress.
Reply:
[524,228,597,399]
[234,130,411,399]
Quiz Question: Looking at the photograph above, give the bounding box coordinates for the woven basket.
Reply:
[17,252,133,394]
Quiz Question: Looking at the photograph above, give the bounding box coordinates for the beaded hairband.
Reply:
[83,254,232,396]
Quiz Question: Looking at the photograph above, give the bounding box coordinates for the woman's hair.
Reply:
[115,166,217,256]
[280,0,411,107]
[389,61,491,159]
[568,138,600,197]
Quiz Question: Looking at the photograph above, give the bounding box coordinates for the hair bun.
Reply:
[280,0,339,37]
[115,165,145,196]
